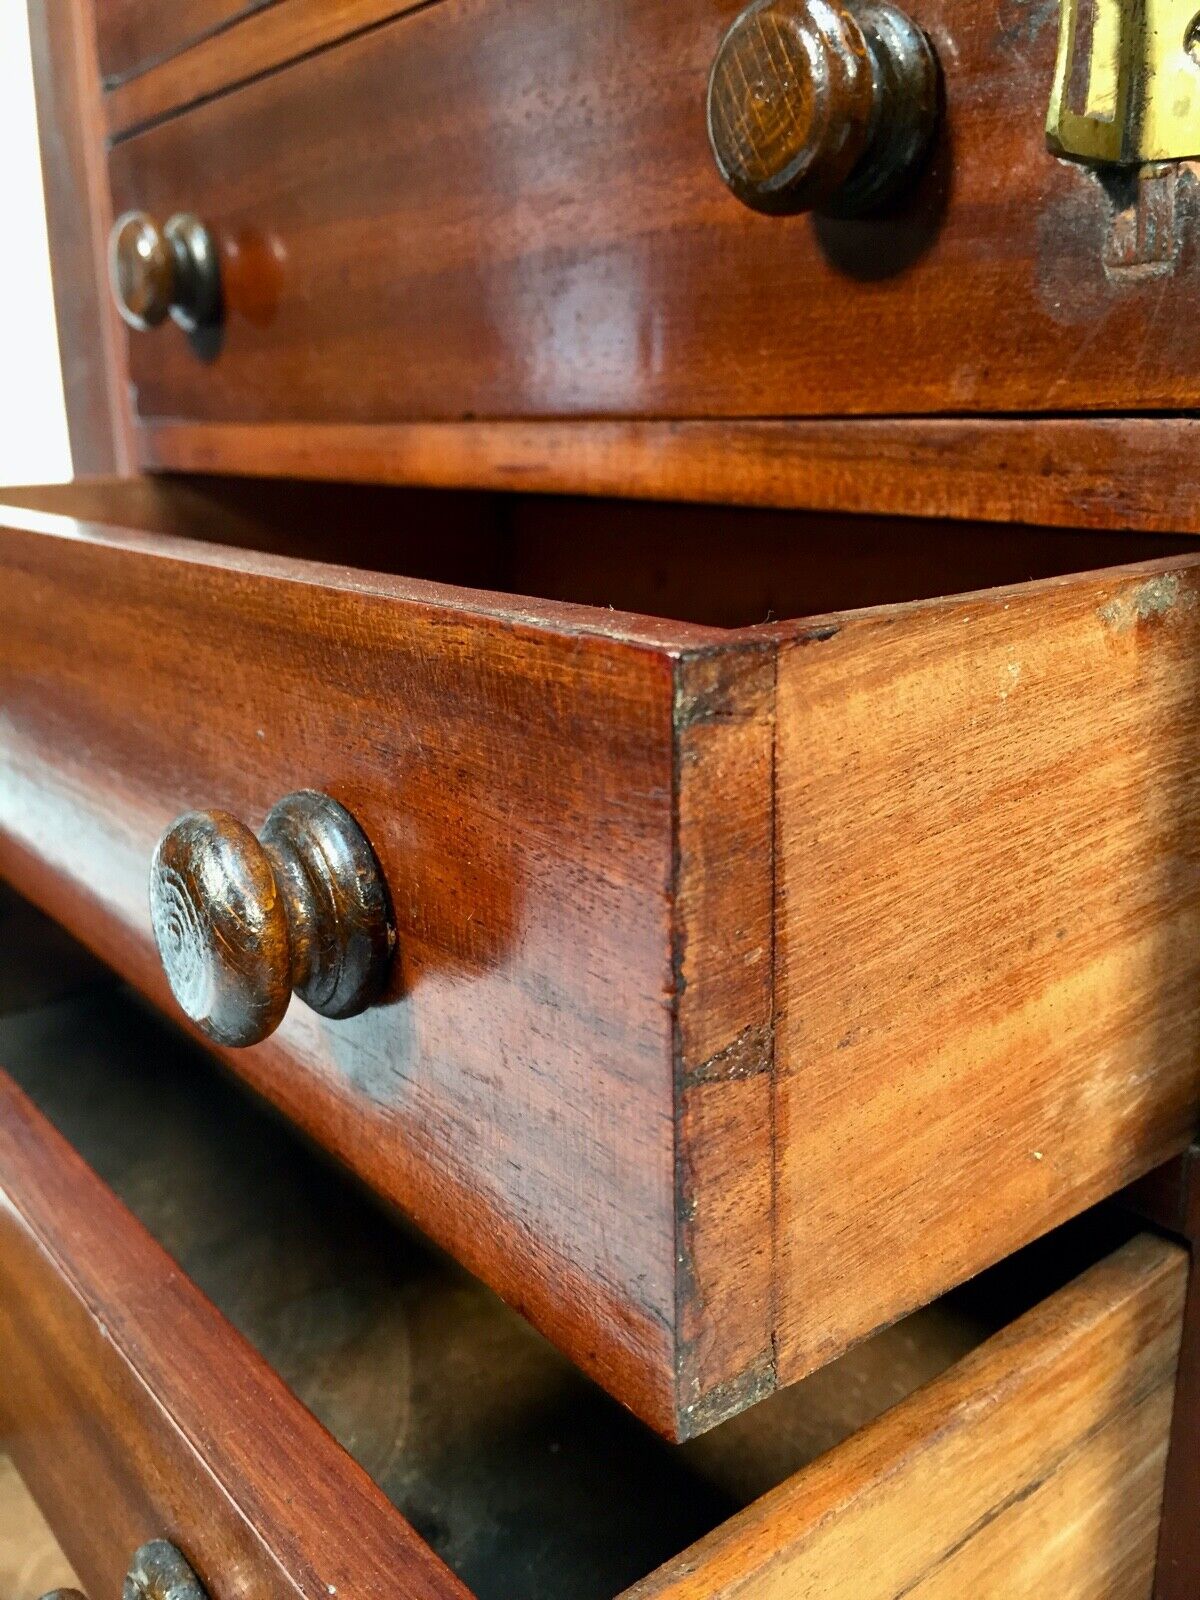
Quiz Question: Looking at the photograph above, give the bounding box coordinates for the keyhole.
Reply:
[1186,12,1200,66]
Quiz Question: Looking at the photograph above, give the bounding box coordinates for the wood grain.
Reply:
[623,1233,1186,1600]
[0,495,737,1438]
[105,0,1200,428]
[774,558,1200,1382]
[104,0,433,137]
[26,0,132,476]
[95,0,275,86]
[4,488,1200,1438]
[137,416,1200,537]
[0,1069,470,1600]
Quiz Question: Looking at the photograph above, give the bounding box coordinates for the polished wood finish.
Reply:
[26,0,132,476]
[109,211,175,329]
[103,0,432,138]
[135,416,1200,538]
[0,1071,470,1600]
[95,0,271,87]
[3,487,1200,1439]
[707,0,938,215]
[150,792,396,1047]
[0,496,707,1438]
[5,930,1171,1599]
[108,212,222,334]
[626,1234,1185,1600]
[105,0,1200,429]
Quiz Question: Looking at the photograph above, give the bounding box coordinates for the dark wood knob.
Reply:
[39,1541,208,1600]
[149,791,396,1048]
[707,0,939,215]
[109,211,222,332]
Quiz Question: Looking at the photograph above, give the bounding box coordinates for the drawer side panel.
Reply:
[775,557,1200,1381]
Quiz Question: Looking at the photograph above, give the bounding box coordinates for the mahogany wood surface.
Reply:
[0,915,1165,1600]
[3,487,1200,1435]
[773,556,1200,1381]
[103,0,435,137]
[626,1234,1186,1600]
[0,497,715,1438]
[0,1069,469,1600]
[137,416,1200,537]
[27,0,132,476]
[104,0,1200,428]
[95,0,274,87]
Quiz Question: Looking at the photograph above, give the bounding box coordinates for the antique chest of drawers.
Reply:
[10,0,1200,1593]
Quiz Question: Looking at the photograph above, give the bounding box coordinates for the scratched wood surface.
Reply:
[103,0,1200,430]
[0,492,723,1439]
[0,1068,471,1600]
[773,557,1200,1383]
[2,485,1200,1439]
[625,1233,1185,1600]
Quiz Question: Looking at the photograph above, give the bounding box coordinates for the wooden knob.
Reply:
[122,1542,208,1600]
[39,1541,208,1600]
[109,211,222,332]
[707,0,939,215]
[149,791,395,1048]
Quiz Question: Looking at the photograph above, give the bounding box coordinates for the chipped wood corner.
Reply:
[670,642,779,1437]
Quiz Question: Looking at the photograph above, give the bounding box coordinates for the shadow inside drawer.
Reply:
[0,927,1141,1600]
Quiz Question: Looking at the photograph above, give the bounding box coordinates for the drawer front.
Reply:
[108,0,1200,429]
[0,504,718,1438]
[4,490,1200,1443]
[0,1058,1184,1600]
[95,0,268,85]
[630,1232,1187,1600]
[0,1069,467,1600]
[0,939,1186,1600]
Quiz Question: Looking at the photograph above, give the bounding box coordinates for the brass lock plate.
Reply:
[1048,0,1200,163]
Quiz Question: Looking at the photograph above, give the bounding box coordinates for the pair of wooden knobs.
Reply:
[108,0,939,331]
[149,792,395,1049]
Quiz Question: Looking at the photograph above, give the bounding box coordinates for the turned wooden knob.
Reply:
[40,1540,208,1600]
[707,0,939,215]
[149,791,395,1048]
[109,211,222,332]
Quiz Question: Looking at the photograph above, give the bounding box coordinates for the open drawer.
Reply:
[0,928,1185,1600]
[0,479,1198,1438]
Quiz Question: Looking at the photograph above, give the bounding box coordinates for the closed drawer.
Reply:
[105,0,1200,435]
[0,946,1186,1600]
[95,0,267,87]
[0,481,1198,1439]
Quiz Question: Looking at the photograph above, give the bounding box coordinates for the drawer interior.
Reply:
[0,894,1152,1600]
[4,477,1188,628]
